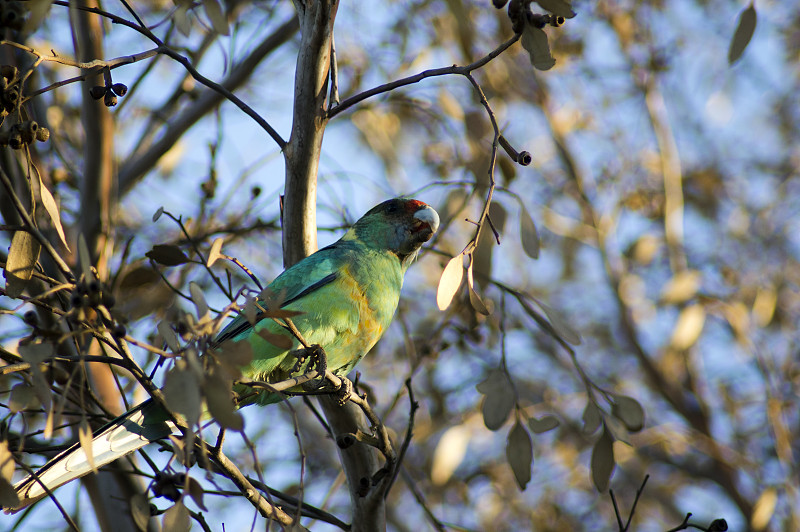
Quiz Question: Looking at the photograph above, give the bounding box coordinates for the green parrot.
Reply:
[9,198,439,511]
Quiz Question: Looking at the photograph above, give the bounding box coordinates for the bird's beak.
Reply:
[412,205,440,242]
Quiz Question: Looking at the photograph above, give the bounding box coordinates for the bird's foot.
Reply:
[332,375,353,406]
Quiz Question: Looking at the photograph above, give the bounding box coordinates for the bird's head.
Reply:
[349,198,440,267]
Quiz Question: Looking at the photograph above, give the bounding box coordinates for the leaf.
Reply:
[203,372,244,431]
[256,328,294,350]
[146,244,190,266]
[189,282,209,320]
[519,204,540,259]
[78,233,93,281]
[611,395,645,432]
[528,415,560,434]
[431,425,470,486]
[130,493,151,531]
[78,418,97,474]
[0,441,20,508]
[506,421,533,490]
[8,383,36,413]
[582,402,602,434]
[162,501,190,532]
[591,426,615,492]
[537,300,582,345]
[23,0,54,33]
[466,266,490,315]
[38,174,70,251]
[202,0,229,35]
[163,366,202,425]
[521,23,556,71]
[158,321,181,352]
[18,343,53,412]
[535,0,577,18]
[206,237,224,267]
[4,231,41,298]
[185,475,208,511]
[477,370,516,431]
[173,4,192,37]
[751,487,777,531]
[660,270,701,304]
[437,255,464,311]
[728,3,756,65]
[152,206,164,222]
[670,304,706,350]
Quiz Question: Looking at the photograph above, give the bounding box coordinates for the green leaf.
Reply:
[202,0,229,35]
[591,426,615,492]
[506,421,533,490]
[162,501,190,532]
[535,0,576,18]
[185,475,208,511]
[612,395,645,432]
[189,282,210,320]
[203,371,244,431]
[537,300,582,345]
[728,3,757,65]
[437,255,464,311]
[163,366,202,425]
[477,370,516,431]
[582,402,602,434]
[519,204,540,259]
[528,415,560,434]
[521,23,556,71]
[146,244,190,266]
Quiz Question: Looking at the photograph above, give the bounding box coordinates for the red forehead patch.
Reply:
[404,199,428,212]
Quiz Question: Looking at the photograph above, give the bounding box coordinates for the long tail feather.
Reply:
[7,399,175,512]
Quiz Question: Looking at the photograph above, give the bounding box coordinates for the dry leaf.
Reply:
[670,304,706,350]
[660,270,701,304]
[506,421,533,490]
[751,487,777,530]
[431,425,470,486]
[437,255,464,311]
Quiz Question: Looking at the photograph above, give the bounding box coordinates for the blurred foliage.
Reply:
[0,0,798,531]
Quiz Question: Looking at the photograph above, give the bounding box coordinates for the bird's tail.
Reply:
[7,398,176,512]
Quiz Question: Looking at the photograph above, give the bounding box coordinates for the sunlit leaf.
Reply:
[162,501,190,532]
[728,3,756,65]
[437,255,464,311]
[431,425,470,486]
[528,415,560,434]
[0,441,20,508]
[611,395,645,432]
[506,421,533,490]
[591,426,615,492]
[4,231,41,298]
[202,0,229,35]
[206,237,224,267]
[163,366,202,425]
[78,418,97,474]
[521,23,556,71]
[535,0,576,18]
[751,487,777,531]
[519,204,540,259]
[660,269,701,304]
[146,244,190,266]
[670,303,706,350]
[38,174,70,251]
